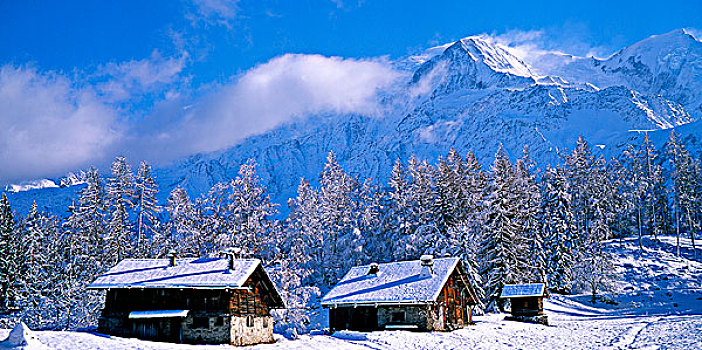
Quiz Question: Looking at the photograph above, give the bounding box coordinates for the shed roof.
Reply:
[87,257,261,290]
[321,257,475,307]
[499,283,547,298]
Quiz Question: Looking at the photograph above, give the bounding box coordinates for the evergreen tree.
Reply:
[106,156,134,263]
[514,147,546,283]
[133,161,161,257]
[478,145,524,310]
[0,193,21,313]
[165,187,197,256]
[221,159,278,260]
[541,166,578,294]
[317,151,363,287]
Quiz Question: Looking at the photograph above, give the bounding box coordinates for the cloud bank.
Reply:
[0,53,402,183]
[139,53,403,159]
[0,65,121,183]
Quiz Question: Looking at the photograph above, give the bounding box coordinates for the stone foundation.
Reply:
[377,306,428,330]
[230,315,274,346]
[505,315,549,326]
[182,314,231,344]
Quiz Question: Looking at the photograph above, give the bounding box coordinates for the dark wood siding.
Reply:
[510,296,544,316]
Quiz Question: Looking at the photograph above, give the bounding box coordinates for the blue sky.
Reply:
[1,0,701,183]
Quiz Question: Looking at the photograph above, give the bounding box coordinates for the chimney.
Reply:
[224,247,242,270]
[167,251,177,267]
[420,255,434,277]
[368,262,379,275]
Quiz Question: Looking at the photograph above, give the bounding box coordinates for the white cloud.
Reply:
[137,54,403,159]
[0,53,402,182]
[0,65,121,183]
[487,26,615,76]
[187,0,239,28]
[93,50,188,103]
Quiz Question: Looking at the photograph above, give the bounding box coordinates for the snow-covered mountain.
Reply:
[7,29,702,213]
[532,29,702,115]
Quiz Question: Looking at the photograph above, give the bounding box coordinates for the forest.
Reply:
[0,130,700,335]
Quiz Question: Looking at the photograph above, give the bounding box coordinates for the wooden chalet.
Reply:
[88,252,284,346]
[321,255,479,332]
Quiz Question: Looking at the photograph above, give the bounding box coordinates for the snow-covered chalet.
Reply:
[321,255,479,332]
[88,252,284,346]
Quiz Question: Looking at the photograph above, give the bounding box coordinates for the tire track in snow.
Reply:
[605,317,662,349]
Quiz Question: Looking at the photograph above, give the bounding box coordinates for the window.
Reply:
[391,311,405,323]
[246,315,254,328]
[192,316,209,329]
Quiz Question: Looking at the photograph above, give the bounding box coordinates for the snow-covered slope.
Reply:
[6,29,702,214]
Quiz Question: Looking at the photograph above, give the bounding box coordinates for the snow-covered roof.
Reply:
[500,283,547,298]
[129,310,190,319]
[321,257,470,306]
[88,257,261,289]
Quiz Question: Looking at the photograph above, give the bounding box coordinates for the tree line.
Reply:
[0,131,700,333]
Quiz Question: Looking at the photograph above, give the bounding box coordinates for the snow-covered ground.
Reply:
[2,236,700,349]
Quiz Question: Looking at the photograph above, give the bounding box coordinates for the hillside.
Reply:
[2,235,699,349]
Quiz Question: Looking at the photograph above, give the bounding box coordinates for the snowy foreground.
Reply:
[2,236,701,350]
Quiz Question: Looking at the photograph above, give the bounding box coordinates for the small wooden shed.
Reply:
[88,253,284,346]
[321,255,479,332]
[499,283,549,325]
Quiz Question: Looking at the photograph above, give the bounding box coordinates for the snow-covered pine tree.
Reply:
[668,144,701,259]
[0,193,21,313]
[434,149,468,236]
[357,179,391,264]
[618,144,647,249]
[406,157,440,256]
[221,159,278,261]
[665,130,687,257]
[60,168,109,329]
[271,211,320,337]
[641,134,667,239]
[106,157,134,263]
[463,150,488,234]
[514,147,546,283]
[386,159,415,261]
[17,205,65,328]
[133,161,161,258]
[16,202,42,312]
[478,145,524,311]
[317,151,363,287]
[164,187,197,256]
[573,218,617,303]
[541,166,578,294]
[286,178,324,286]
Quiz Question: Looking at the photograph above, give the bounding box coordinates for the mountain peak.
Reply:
[444,35,534,78]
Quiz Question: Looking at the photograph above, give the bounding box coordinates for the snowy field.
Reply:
[2,236,701,350]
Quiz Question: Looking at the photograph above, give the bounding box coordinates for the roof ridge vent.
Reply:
[222,247,243,271]
[420,255,434,277]
[167,251,177,267]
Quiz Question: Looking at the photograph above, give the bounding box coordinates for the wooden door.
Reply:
[351,307,377,331]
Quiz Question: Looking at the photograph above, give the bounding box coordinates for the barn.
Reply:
[321,255,479,332]
[87,252,284,346]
